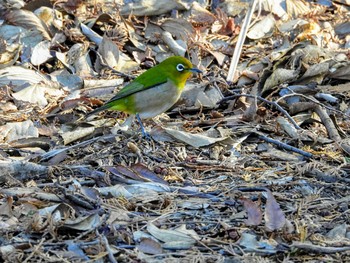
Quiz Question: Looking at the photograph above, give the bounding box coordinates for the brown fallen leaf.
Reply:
[132,163,169,185]
[240,197,262,226]
[264,189,286,231]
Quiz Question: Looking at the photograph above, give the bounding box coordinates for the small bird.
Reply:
[87,56,202,136]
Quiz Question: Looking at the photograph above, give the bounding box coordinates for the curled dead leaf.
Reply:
[5,9,51,40]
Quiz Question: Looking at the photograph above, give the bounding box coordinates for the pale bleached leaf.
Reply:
[0,120,39,142]
[60,126,95,145]
[31,40,53,65]
[97,185,133,199]
[137,238,163,255]
[96,35,120,70]
[0,186,60,202]
[0,66,58,87]
[12,83,63,107]
[63,214,100,231]
[121,0,190,16]
[247,14,275,39]
[4,9,51,40]
[80,23,102,45]
[125,182,170,194]
[156,127,229,148]
[147,222,196,244]
[0,197,13,216]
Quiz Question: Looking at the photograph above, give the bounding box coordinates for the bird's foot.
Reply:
[141,129,152,140]
[136,113,152,140]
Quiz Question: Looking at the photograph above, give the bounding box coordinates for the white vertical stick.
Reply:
[226,0,259,83]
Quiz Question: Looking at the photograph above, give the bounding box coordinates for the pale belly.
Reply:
[133,81,181,119]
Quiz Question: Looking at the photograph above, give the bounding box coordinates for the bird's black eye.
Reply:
[176,63,185,72]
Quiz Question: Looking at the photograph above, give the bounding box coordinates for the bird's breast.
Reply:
[134,80,182,119]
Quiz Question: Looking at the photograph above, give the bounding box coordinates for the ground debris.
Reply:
[0,0,350,262]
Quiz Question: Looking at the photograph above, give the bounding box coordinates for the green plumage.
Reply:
[87,56,201,119]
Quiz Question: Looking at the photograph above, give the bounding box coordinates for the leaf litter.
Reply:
[0,0,350,262]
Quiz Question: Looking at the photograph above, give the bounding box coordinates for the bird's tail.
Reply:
[86,104,110,118]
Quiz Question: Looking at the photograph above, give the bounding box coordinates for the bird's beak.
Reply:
[188,68,202,74]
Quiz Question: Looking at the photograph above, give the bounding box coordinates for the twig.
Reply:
[73,229,97,243]
[314,105,342,142]
[276,90,350,118]
[101,235,118,263]
[292,241,350,254]
[219,94,301,130]
[226,0,259,82]
[257,133,313,159]
[289,102,341,142]
[307,195,350,210]
[65,194,96,210]
[23,238,45,263]
[40,134,115,161]
[36,179,96,188]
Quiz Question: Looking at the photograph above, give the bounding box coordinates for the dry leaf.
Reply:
[62,213,100,231]
[247,14,275,40]
[147,222,197,245]
[0,120,39,143]
[264,190,286,231]
[137,238,163,255]
[0,66,58,87]
[5,9,51,40]
[161,127,229,147]
[0,197,13,217]
[12,83,63,107]
[241,197,262,226]
[31,40,53,65]
[121,0,190,16]
[96,35,120,70]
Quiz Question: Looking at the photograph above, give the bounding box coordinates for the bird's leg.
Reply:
[136,113,151,139]
[120,115,135,131]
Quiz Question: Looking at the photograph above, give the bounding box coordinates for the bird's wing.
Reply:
[106,67,168,104]
[86,69,169,117]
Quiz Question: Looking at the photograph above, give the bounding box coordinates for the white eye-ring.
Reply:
[176,63,185,72]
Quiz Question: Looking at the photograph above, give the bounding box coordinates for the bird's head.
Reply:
[158,56,202,87]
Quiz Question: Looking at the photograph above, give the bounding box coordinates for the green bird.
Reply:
[87,56,202,135]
